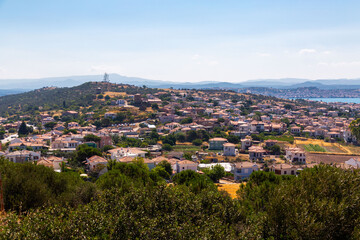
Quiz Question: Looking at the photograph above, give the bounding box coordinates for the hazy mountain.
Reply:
[0,89,28,96]
[2,74,360,91]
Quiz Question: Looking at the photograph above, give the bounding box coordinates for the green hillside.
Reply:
[0,82,158,116]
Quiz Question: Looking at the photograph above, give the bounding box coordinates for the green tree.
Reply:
[151,103,159,110]
[83,134,101,143]
[203,165,225,183]
[172,170,216,193]
[162,134,176,146]
[349,118,360,142]
[102,145,114,153]
[227,135,240,144]
[18,121,29,135]
[265,144,281,155]
[186,130,198,142]
[157,160,172,176]
[180,117,193,124]
[44,121,57,130]
[150,166,170,180]
[149,129,159,140]
[162,143,173,151]
[73,144,102,166]
[175,132,186,142]
[192,139,202,146]
[183,152,192,160]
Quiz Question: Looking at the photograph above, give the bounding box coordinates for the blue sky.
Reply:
[1,0,360,82]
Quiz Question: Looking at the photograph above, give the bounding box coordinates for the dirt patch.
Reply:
[307,153,355,164]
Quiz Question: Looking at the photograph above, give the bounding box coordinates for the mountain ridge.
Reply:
[2,74,360,90]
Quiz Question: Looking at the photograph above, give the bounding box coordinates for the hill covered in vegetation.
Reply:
[0,82,160,116]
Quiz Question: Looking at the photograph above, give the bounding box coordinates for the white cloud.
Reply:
[298,48,317,55]
[322,50,331,55]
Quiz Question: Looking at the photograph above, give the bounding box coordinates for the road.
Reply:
[1,134,18,144]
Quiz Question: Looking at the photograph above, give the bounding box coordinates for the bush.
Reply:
[0,158,97,212]
[162,143,173,151]
[192,139,202,146]
[202,165,226,183]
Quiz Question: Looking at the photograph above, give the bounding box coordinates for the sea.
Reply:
[291,98,360,104]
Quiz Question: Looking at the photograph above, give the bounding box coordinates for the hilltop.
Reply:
[0,82,157,116]
[0,81,311,118]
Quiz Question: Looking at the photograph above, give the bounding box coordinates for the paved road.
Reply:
[1,134,18,144]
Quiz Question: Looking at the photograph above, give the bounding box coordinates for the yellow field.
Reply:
[145,107,155,112]
[294,138,360,155]
[104,91,127,97]
[217,183,242,199]
[295,138,335,147]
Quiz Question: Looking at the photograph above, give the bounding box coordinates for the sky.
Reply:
[1,0,360,82]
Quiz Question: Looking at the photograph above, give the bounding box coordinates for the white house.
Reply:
[176,160,198,173]
[345,158,360,169]
[270,164,298,175]
[116,99,127,107]
[248,146,266,161]
[241,137,252,151]
[223,143,236,156]
[234,162,259,180]
[37,156,66,172]
[286,147,306,164]
[86,155,108,170]
[5,150,41,164]
[108,147,147,161]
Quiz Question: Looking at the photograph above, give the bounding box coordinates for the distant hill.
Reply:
[2,74,360,90]
[0,89,28,96]
[0,82,146,116]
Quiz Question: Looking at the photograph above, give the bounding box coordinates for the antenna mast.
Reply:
[103,73,110,82]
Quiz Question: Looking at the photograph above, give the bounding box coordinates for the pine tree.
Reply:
[18,121,28,136]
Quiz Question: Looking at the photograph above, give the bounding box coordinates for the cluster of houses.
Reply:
[1,87,360,181]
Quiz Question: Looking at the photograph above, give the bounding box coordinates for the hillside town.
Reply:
[1,82,360,183]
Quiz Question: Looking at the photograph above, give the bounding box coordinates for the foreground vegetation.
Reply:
[0,158,360,239]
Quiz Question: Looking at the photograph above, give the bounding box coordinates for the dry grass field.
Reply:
[103,91,127,97]
[340,145,360,154]
[295,138,349,154]
[217,183,242,199]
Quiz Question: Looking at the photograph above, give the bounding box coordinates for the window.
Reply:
[284,171,287,174]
